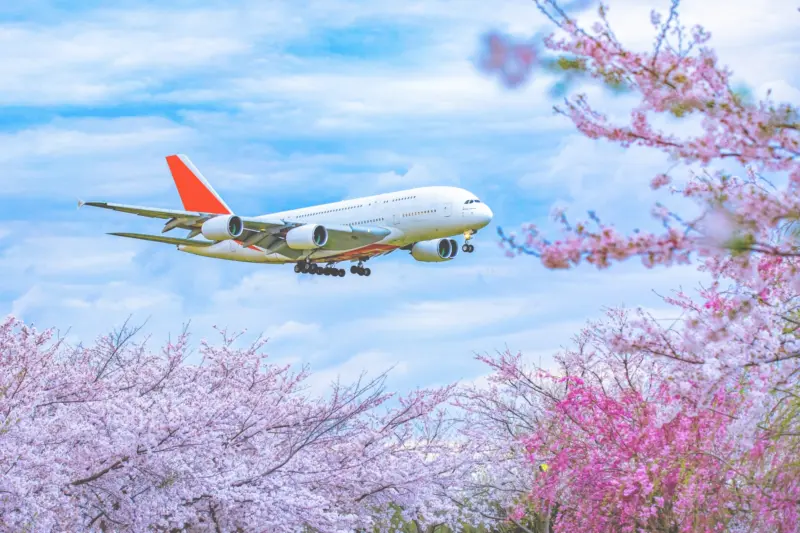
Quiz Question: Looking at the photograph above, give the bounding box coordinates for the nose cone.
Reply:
[477,203,493,228]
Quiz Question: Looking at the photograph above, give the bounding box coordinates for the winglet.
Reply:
[165,154,232,215]
[77,198,85,210]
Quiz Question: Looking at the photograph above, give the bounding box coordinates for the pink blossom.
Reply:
[486,0,800,530]
[0,318,479,531]
[650,173,672,189]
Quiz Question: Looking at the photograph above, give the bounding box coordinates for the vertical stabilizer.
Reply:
[165,154,232,214]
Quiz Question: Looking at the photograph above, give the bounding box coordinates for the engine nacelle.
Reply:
[201,215,244,241]
[286,224,328,250]
[410,238,458,262]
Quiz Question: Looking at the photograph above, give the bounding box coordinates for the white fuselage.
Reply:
[178,185,493,264]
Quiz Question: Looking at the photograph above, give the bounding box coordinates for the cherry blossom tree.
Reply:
[3,0,798,530]
[479,0,800,428]
[474,0,800,530]
[482,0,798,274]
[452,351,560,532]
[518,309,798,532]
[0,317,481,532]
[458,308,798,531]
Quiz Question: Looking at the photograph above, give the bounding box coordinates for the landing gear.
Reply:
[324,262,345,277]
[323,264,345,277]
[350,262,371,277]
[295,261,345,277]
[318,263,345,277]
[294,258,373,278]
[462,230,476,253]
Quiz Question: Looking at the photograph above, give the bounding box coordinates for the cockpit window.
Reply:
[465,199,481,204]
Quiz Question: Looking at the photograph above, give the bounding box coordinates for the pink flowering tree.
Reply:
[521,310,798,532]
[482,0,798,273]
[0,317,484,532]
[473,0,800,530]
[460,309,798,531]
[452,351,561,531]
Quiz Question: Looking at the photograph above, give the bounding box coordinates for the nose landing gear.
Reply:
[462,230,475,253]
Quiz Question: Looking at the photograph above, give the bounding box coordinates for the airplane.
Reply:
[80,154,494,278]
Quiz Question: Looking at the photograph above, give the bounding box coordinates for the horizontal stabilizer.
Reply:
[108,232,214,247]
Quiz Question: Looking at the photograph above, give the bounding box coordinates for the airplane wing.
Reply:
[81,201,391,251]
[80,201,286,231]
[81,201,290,245]
[80,201,205,220]
[108,232,215,247]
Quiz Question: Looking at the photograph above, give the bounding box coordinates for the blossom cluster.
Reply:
[0,319,478,531]
[479,0,800,530]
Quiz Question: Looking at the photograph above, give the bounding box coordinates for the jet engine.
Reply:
[201,215,244,241]
[286,224,328,250]
[410,238,458,262]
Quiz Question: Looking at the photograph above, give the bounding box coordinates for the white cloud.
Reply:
[0,0,796,398]
[0,117,191,162]
[519,134,671,202]
[0,8,285,105]
[573,0,798,53]
[5,0,793,204]
[157,0,798,124]
[354,296,532,336]
[207,259,517,309]
[303,349,410,395]
[755,79,800,104]
[9,281,182,332]
[0,236,136,277]
[227,70,553,117]
[264,320,322,342]
[0,0,795,110]
[0,223,713,391]
[516,134,700,238]
[346,162,461,197]
[0,117,196,197]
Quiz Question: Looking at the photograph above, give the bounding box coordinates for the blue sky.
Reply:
[1,0,798,393]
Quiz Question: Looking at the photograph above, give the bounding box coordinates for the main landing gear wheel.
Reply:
[322,263,345,277]
[304,263,345,277]
[350,263,371,277]
[294,261,347,278]
[295,260,347,277]
[462,244,474,253]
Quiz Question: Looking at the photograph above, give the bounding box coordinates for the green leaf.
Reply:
[726,233,755,255]
[555,56,587,72]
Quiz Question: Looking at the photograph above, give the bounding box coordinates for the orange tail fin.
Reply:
[165,154,232,214]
